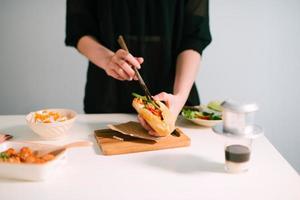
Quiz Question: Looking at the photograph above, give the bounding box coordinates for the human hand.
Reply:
[104,49,143,81]
[152,92,186,117]
[138,92,186,136]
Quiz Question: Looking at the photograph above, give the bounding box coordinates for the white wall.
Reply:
[0,0,299,172]
[0,0,86,114]
[199,0,300,172]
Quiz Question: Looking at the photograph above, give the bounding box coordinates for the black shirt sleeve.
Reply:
[178,0,212,55]
[65,0,99,48]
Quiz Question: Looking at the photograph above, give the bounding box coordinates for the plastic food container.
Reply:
[0,141,66,181]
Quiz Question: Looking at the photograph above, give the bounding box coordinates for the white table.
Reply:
[0,114,299,200]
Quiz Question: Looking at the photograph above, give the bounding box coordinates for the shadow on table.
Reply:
[143,154,225,174]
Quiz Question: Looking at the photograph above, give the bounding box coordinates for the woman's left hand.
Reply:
[152,92,186,117]
[138,92,186,135]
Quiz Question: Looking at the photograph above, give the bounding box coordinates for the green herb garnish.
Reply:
[182,107,222,120]
[181,108,200,119]
[132,92,160,109]
[132,92,147,100]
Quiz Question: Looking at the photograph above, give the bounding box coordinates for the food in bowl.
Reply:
[0,141,66,181]
[0,146,55,164]
[181,101,223,127]
[33,110,68,123]
[26,108,77,140]
[182,108,222,120]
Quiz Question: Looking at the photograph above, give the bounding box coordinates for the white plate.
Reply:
[212,123,264,139]
[181,105,222,127]
[0,141,66,181]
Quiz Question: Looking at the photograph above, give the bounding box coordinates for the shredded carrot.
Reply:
[34,110,67,123]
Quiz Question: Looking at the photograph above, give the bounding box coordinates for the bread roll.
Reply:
[132,98,175,137]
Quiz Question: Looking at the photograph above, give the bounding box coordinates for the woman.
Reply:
[65,0,211,131]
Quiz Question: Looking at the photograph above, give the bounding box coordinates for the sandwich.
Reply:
[132,93,175,137]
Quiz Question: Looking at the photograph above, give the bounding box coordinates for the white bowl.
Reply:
[0,141,66,181]
[25,108,77,140]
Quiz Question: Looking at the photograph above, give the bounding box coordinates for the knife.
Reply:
[117,35,160,108]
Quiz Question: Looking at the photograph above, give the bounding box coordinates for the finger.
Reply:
[107,69,124,81]
[111,71,124,81]
[124,53,141,69]
[112,54,132,80]
[153,92,171,107]
[114,68,129,80]
[136,57,144,64]
[115,59,135,80]
[137,115,151,131]
[138,115,153,132]
[133,75,138,81]
[115,49,141,69]
[115,49,128,58]
[153,92,171,101]
[138,116,160,137]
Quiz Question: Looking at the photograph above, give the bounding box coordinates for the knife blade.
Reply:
[117,35,160,108]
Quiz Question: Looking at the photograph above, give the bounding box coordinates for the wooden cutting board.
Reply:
[94,128,190,155]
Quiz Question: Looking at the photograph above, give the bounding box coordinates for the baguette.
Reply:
[132,94,175,137]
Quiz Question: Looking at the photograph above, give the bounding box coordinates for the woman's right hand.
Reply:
[104,49,144,81]
[77,36,143,81]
